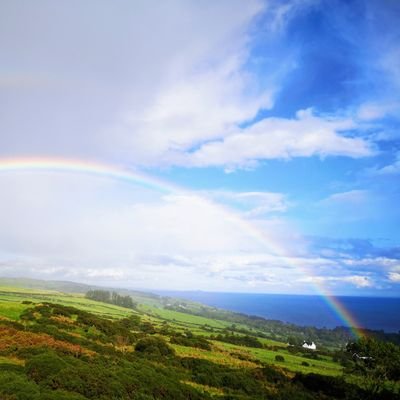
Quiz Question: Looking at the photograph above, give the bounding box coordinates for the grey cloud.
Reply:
[0,0,264,162]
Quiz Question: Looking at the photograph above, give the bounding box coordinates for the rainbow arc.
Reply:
[0,156,363,338]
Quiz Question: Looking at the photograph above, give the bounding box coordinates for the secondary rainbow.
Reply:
[0,156,363,338]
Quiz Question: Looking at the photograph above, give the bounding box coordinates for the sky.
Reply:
[0,0,400,296]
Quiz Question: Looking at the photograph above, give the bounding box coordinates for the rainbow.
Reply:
[0,156,363,338]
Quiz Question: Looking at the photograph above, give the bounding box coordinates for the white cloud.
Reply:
[342,257,399,268]
[0,1,396,294]
[0,1,375,170]
[388,272,400,283]
[357,102,400,121]
[203,190,289,216]
[316,190,380,224]
[343,275,374,288]
[369,152,400,175]
[0,0,267,162]
[2,171,378,293]
[262,0,319,34]
[0,173,292,289]
[321,190,369,205]
[0,171,391,292]
[117,56,274,166]
[175,109,373,169]
[301,274,374,288]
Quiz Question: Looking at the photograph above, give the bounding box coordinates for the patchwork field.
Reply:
[0,284,341,376]
[0,281,398,399]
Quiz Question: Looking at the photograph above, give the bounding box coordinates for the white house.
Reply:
[302,341,317,350]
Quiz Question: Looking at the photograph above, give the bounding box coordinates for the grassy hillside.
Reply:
[0,277,164,306]
[0,286,134,319]
[0,281,399,399]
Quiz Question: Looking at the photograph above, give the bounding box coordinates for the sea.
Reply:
[153,291,400,333]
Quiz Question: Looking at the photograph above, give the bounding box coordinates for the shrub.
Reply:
[275,355,285,362]
[293,373,363,399]
[260,365,289,384]
[0,371,40,400]
[26,351,68,383]
[39,391,87,400]
[135,337,175,357]
[214,333,263,348]
[180,358,264,395]
[170,334,211,350]
[301,361,310,366]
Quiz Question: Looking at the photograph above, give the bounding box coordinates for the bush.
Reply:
[0,371,40,400]
[260,365,289,384]
[301,361,309,366]
[275,355,285,362]
[170,334,211,350]
[293,373,363,399]
[26,351,68,383]
[135,337,175,357]
[214,333,263,348]
[180,358,263,395]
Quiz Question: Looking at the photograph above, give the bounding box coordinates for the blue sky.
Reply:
[0,0,399,295]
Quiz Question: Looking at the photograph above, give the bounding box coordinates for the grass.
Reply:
[0,356,25,366]
[0,284,345,377]
[141,303,252,330]
[0,286,60,294]
[171,343,260,369]
[0,287,137,320]
[215,341,343,376]
[171,340,342,376]
[181,380,225,396]
[0,301,30,320]
[259,337,288,347]
[144,306,231,329]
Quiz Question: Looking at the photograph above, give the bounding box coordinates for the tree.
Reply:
[85,290,111,303]
[346,337,400,395]
[287,335,302,347]
[85,290,137,309]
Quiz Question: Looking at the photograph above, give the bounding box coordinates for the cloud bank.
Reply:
[0,0,399,295]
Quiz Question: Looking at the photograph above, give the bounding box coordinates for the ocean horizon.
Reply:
[154,291,400,333]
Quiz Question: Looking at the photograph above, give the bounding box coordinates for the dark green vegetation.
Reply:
[85,289,137,310]
[0,279,399,399]
[164,300,400,347]
[346,337,400,396]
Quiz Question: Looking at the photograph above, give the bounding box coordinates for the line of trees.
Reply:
[85,290,137,310]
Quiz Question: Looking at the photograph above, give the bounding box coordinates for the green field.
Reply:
[0,286,135,320]
[146,306,232,329]
[215,341,342,376]
[0,281,398,400]
[0,284,343,377]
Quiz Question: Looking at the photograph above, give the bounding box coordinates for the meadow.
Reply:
[0,286,134,319]
[0,281,398,399]
[0,284,341,374]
